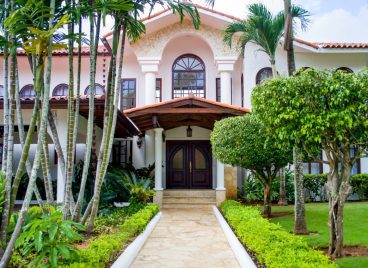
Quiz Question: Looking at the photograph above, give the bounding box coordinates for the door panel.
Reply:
[166,141,212,189]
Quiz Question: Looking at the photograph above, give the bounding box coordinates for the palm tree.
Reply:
[282,0,310,235]
[224,3,309,77]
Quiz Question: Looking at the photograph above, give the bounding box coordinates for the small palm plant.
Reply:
[122,171,155,205]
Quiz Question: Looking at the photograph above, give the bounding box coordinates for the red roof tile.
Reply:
[294,38,368,49]
[1,45,110,56]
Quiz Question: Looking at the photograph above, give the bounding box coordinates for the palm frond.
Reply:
[290,5,310,32]
[223,20,247,48]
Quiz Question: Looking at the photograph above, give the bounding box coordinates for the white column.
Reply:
[145,130,155,166]
[216,160,225,190]
[220,71,232,105]
[138,57,161,105]
[154,128,164,190]
[215,57,237,105]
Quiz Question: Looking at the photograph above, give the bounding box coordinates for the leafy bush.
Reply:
[221,200,336,268]
[122,171,155,205]
[15,212,85,267]
[64,204,159,267]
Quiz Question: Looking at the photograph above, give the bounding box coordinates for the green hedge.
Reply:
[64,204,159,267]
[304,174,368,200]
[221,200,336,268]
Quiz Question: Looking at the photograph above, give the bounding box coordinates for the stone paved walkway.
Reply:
[131,208,240,268]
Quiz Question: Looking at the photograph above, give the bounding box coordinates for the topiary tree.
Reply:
[211,114,292,217]
[252,68,368,258]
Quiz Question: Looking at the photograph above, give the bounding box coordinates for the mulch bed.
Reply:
[320,246,368,258]
[269,212,293,218]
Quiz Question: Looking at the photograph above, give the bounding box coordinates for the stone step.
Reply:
[163,190,216,198]
[163,197,216,203]
[162,203,215,209]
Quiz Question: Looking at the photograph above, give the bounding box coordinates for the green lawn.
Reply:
[268,202,368,268]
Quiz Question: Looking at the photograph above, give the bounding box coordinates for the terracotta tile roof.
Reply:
[124,94,250,114]
[0,45,110,56]
[294,38,368,49]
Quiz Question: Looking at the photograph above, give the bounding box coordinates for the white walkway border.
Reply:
[111,211,162,268]
[212,206,257,268]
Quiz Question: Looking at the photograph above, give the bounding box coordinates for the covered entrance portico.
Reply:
[124,94,249,206]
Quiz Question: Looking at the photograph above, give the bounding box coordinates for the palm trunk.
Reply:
[2,17,9,173]
[282,0,308,234]
[9,60,41,215]
[293,147,308,234]
[73,11,99,222]
[87,19,125,232]
[278,167,288,205]
[63,0,76,219]
[0,32,17,241]
[0,0,55,263]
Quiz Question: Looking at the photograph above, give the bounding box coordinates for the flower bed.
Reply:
[221,200,336,268]
[64,204,159,267]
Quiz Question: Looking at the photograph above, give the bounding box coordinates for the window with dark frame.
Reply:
[172,54,205,99]
[351,148,361,175]
[112,140,129,166]
[84,83,105,95]
[121,79,136,110]
[156,78,162,103]
[303,151,323,174]
[216,78,221,102]
[256,67,273,85]
[0,143,3,165]
[52,84,69,96]
[20,84,36,98]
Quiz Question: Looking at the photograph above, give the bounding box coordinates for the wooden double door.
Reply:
[166,140,212,189]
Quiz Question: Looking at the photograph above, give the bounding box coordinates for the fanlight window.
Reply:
[20,84,35,98]
[256,67,273,85]
[84,83,105,95]
[172,54,205,98]
[52,84,69,96]
[336,67,353,73]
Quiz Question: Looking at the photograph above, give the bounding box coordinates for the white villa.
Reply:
[1,4,368,207]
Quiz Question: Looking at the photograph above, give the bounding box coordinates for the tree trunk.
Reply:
[326,150,352,258]
[263,183,272,218]
[2,17,9,173]
[293,147,308,234]
[87,19,125,232]
[73,11,99,222]
[10,60,42,215]
[270,61,278,78]
[0,34,16,241]
[278,167,288,205]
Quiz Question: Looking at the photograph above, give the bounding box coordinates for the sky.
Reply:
[98,0,368,43]
[203,0,368,42]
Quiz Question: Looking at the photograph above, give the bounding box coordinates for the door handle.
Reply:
[189,161,192,173]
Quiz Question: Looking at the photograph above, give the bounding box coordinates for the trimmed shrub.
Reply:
[64,204,159,267]
[221,200,336,268]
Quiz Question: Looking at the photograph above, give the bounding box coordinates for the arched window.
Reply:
[0,85,3,97]
[256,67,273,85]
[52,84,69,96]
[172,54,205,98]
[20,84,35,98]
[336,67,353,73]
[84,83,105,95]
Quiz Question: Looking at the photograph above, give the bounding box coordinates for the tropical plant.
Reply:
[223,3,309,77]
[211,114,292,217]
[15,211,84,268]
[252,68,368,257]
[122,171,156,205]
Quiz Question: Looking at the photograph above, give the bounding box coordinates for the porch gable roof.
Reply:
[124,94,249,132]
